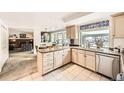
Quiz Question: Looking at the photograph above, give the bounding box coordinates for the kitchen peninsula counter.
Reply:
[38,46,70,53]
[38,46,120,56]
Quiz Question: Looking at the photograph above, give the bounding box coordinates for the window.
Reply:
[80,20,109,48]
[80,30,109,48]
[50,31,67,45]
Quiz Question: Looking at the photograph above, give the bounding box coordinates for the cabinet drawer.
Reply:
[64,49,70,52]
[78,49,85,54]
[43,57,53,62]
[43,52,53,58]
[86,51,95,56]
[43,61,53,66]
[54,50,63,54]
[72,49,77,52]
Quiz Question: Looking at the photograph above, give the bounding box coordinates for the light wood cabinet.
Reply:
[72,49,78,63]
[37,48,71,75]
[66,25,78,39]
[112,13,124,38]
[71,49,96,71]
[77,50,85,67]
[85,51,96,71]
[66,27,71,39]
[54,50,63,69]
[63,49,71,65]
[37,52,54,75]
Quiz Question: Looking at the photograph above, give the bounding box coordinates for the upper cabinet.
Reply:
[66,25,78,39]
[112,13,124,38]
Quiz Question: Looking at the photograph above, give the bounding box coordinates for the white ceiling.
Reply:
[0,12,92,31]
[0,12,69,30]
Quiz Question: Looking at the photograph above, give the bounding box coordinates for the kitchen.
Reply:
[0,12,124,81]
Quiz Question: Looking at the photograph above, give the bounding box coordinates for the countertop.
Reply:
[71,46,120,56]
[38,46,120,56]
[38,46,70,53]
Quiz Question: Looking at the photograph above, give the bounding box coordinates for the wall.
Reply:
[0,19,8,72]
[33,27,42,54]
[114,38,124,48]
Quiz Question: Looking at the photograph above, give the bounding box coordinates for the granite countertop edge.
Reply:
[71,47,120,56]
[38,46,120,56]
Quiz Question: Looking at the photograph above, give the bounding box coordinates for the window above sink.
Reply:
[79,20,110,48]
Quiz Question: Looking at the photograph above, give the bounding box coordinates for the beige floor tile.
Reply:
[32,77,44,81]
[50,71,60,76]
[89,73,101,81]
[31,72,41,79]
[73,73,88,81]
[64,73,77,80]
[45,77,57,81]
[79,69,92,77]
[85,78,94,81]
[63,64,73,70]
[71,68,82,76]
[42,73,55,80]
[58,76,69,81]
[65,67,74,73]
[100,76,111,81]
[18,75,32,81]
[69,65,78,70]
[60,70,69,76]
[71,72,81,76]
[54,73,64,80]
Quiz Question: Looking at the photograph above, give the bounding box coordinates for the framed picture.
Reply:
[20,34,26,38]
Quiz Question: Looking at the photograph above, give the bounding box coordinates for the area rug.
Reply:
[0,51,37,81]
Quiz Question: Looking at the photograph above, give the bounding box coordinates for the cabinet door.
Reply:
[63,49,71,64]
[43,61,54,74]
[66,25,77,39]
[72,49,78,63]
[66,27,71,39]
[85,51,96,71]
[77,50,85,66]
[54,50,63,69]
[70,26,75,39]
[114,15,124,37]
[42,52,54,74]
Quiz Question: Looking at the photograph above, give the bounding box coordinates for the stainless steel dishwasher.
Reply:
[96,53,120,80]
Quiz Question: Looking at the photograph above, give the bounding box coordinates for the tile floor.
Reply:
[17,63,111,81]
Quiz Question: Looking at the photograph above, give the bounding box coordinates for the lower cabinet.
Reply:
[85,51,96,71]
[37,52,54,75]
[63,49,71,65]
[37,48,96,75]
[54,50,63,69]
[77,50,85,67]
[72,49,78,63]
[71,48,96,71]
[37,48,71,75]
